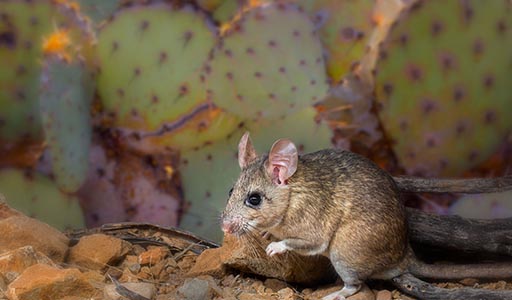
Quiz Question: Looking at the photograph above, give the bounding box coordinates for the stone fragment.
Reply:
[138,246,168,265]
[277,287,296,300]
[104,282,156,300]
[0,246,55,283]
[6,264,96,300]
[176,278,213,300]
[0,204,69,262]
[67,234,131,271]
[237,292,270,300]
[376,289,392,300]
[264,278,288,292]
[348,285,375,300]
[186,248,227,278]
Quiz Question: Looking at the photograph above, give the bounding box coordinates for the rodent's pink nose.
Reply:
[221,220,235,234]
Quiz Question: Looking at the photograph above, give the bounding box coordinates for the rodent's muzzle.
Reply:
[220,214,244,235]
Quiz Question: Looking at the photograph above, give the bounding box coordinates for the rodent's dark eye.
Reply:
[245,193,262,208]
[228,187,233,197]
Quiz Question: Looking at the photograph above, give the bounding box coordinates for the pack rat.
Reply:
[221,132,512,300]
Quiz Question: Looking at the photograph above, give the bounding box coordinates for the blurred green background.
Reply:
[0,0,511,242]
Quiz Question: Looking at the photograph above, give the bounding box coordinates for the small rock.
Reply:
[138,247,168,265]
[105,266,124,279]
[177,254,196,271]
[0,208,69,262]
[0,246,55,283]
[487,280,508,290]
[137,266,152,280]
[459,278,479,287]
[82,270,105,286]
[306,285,340,300]
[237,292,270,300]
[177,278,213,300]
[67,234,131,271]
[264,278,288,292]
[150,259,167,279]
[119,269,139,283]
[347,285,375,300]
[128,262,141,274]
[376,289,392,300]
[187,248,227,278]
[132,245,146,256]
[7,263,96,300]
[104,282,157,300]
[277,287,296,300]
[302,288,313,295]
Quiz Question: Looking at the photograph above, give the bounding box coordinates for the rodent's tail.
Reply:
[408,257,512,280]
[393,176,512,194]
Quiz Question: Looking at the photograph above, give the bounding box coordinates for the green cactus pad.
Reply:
[96,3,216,131]
[374,0,512,176]
[0,0,95,149]
[179,107,332,241]
[125,105,242,152]
[211,0,243,23]
[40,54,95,193]
[296,0,376,84]
[0,168,85,230]
[205,2,329,120]
[196,0,226,12]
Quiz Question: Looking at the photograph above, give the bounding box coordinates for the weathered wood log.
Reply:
[394,176,512,193]
[407,208,512,256]
[393,273,512,300]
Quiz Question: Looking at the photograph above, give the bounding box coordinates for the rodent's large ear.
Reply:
[267,139,298,186]
[238,132,257,169]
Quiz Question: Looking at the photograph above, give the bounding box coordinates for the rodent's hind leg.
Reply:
[321,284,361,300]
[326,259,363,299]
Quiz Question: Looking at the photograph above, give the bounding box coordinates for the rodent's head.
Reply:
[221,132,298,236]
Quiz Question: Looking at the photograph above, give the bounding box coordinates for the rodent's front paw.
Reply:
[266,241,288,256]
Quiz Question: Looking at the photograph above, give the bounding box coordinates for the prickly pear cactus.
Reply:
[205,2,328,120]
[0,169,85,230]
[295,0,376,84]
[40,54,95,193]
[96,3,216,132]
[124,106,242,152]
[374,0,512,176]
[449,191,512,219]
[0,0,95,162]
[196,0,226,12]
[75,0,119,23]
[179,107,332,241]
[210,0,244,23]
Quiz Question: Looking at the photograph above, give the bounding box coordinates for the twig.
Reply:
[393,273,512,300]
[107,274,150,300]
[395,176,512,194]
[407,208,512,256]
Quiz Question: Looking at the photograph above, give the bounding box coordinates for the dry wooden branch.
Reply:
[394,176,512,193]
[393,273,512,300]
[407,208,512,256]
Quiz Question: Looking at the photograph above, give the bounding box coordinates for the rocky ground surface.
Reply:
[1,199,511,300]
